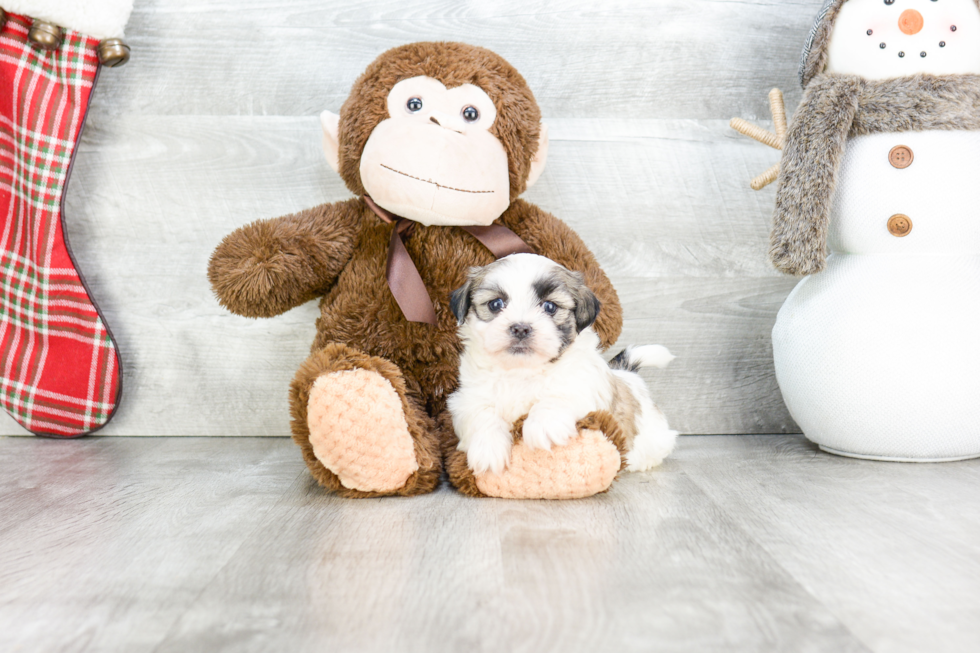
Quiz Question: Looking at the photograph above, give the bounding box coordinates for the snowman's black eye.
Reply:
[885,0,895,4]
[940,41,947,47]
[952,25,958,31]
[407,97,423,112]
[880,42,887,49]
[868,29,874,35]
[921,51,927,57]
[899,51,906,57]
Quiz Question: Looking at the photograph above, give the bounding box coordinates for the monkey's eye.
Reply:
[542,301,558,316]
[488,298,505,313]
[406,97,423,113]
[462,106,480,122]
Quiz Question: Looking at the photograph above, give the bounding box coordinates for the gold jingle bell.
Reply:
[98,38,131,67]
[29,20,63,50]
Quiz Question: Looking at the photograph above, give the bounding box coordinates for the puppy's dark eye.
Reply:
[462,106,479,122]
[488,298,505,313]
[407,97,423,112]
[542,301,558,315]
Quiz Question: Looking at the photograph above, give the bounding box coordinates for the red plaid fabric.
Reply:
[0,14,121,436]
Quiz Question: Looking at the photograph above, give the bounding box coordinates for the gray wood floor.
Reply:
[2,435,978,653]
[0,0,832,436]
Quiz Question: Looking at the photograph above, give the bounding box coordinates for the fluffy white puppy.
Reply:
[448,253,678,476]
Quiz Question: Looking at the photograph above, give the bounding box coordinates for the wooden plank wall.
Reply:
[0,0,827,436]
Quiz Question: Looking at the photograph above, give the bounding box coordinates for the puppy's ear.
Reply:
[569,273,601,333]
[574,290,601,333]
[450,280,473,324]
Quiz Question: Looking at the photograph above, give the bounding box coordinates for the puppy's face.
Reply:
[451,254,600,369]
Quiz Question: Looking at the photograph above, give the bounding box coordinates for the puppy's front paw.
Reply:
[522,406,578,451]
[465,426,513,475]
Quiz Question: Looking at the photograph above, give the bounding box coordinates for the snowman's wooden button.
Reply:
[889,145,914,169]
[888,214,913,237]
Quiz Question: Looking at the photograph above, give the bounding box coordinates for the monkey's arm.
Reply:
[502,200,623,349]
[208,200,364,318]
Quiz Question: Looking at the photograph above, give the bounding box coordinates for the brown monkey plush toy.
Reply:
[208,42,626,499]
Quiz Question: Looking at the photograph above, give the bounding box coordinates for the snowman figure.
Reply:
[768,0,980,460]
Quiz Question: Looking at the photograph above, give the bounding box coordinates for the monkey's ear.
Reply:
[526,123,549,189]
[320,110,341,173]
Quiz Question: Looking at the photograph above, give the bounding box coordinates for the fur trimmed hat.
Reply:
[799,0,846,88]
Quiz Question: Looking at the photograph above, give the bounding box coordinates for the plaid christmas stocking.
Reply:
[0,6,131,436]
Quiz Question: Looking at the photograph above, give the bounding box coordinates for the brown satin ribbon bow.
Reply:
[362,195,534,325]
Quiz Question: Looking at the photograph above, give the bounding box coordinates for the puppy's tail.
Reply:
[608,345,674,373]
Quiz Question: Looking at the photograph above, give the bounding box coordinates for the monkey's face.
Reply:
[357,76,512,227]
[322,43,549,224]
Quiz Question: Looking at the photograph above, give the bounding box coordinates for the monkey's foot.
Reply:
[307,369,419,494]
[474,427,622,500]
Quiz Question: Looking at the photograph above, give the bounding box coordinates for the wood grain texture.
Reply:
[0,437,303,652]
[4,435,980,652]
[680,436,980,653]
[92,0,822,121]
[0,0,822,435]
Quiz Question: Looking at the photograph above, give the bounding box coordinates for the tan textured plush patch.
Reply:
[308,370,419,493]
[473,431,621,500]
[445,410,627,499]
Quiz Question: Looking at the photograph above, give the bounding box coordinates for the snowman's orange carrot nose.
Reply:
[899,9,924,35]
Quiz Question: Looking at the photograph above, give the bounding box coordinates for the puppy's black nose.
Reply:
[509,323,532,340]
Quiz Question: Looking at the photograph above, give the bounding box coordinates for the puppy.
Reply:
[448,253,678,476]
